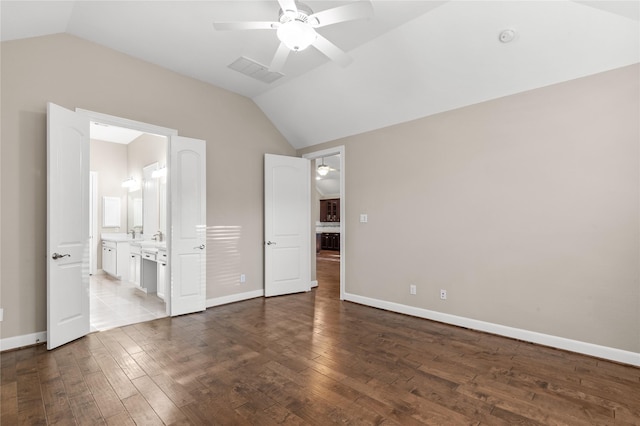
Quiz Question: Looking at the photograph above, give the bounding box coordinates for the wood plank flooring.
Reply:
[2,253,639,425]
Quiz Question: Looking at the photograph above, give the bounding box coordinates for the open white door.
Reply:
[264,154,310,297]
[47,103,90,350]
[170,136,206,316]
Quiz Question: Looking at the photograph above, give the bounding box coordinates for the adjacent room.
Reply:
[1,1,638,424]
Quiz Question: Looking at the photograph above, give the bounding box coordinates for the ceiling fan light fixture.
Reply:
[317,163,330,176]
[277,20,317,51]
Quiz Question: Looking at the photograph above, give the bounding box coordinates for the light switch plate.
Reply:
[360,214,368,223]
[0,308,4,322]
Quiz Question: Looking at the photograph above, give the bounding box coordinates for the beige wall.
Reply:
[300,64,640,353]
[90,139,129,269]
[127,133,167,186]
[0,34,295,340]
[127,133,168,237]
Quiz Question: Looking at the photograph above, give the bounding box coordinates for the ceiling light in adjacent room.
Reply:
[317,159,330,176]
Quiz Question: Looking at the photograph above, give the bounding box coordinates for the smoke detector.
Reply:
[499,29,516,43]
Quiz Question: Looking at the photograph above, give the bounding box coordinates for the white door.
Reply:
[47,102,90,350]
[264,154,310,297]
[170,136,207,316]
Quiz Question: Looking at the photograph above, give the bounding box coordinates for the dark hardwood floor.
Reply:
[2,252,639,424]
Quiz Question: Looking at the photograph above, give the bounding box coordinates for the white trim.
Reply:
[311,280,318,288]
[344,292,640,367]
[303,146,345,300]
[0,331,47,352]
[89,171,98,275]
[76,109,178,137]
[207,289,264,308]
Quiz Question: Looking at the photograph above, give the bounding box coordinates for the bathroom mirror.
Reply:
[103,196,121,228]
[159,177,167,235]
[143,163,159,237]
[128,189,143,230]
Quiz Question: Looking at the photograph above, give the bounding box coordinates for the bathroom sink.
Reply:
[132,240,166,248]
[101,233,132,242]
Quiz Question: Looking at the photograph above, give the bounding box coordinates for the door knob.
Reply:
[52,253,70,260]
[193,244,206,250]
[266,241,277,245]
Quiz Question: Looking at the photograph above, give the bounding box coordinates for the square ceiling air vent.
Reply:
[228,57,284,84]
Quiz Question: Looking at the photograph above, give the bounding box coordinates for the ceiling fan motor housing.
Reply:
[279,2,316,25]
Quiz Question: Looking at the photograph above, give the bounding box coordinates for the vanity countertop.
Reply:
[130,240,166,249]
[101,233,138,242]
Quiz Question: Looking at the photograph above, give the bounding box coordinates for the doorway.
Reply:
[88,121,169,331]
[303,146,345,300]
[48,103,207,349]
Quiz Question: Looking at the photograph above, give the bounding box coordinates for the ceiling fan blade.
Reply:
[277,0,298,14]
[312,34,352,67]
[213,21,278,31]
[309,1,374,28]
[269,42,291,73]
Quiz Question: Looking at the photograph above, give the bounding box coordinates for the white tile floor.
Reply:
[90,273,167,332]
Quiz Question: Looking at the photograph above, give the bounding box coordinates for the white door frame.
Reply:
[89,171,98,275]
[302,146,345,300]
[76,108,177,316]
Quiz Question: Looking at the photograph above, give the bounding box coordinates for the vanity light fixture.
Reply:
[317,158,330,176]
[121,177,137,188]
[152,166,167,179]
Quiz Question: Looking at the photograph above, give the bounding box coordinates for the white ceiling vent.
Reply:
[228,57,284,84]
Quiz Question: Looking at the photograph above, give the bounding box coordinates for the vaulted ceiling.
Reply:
[2,1,638,149]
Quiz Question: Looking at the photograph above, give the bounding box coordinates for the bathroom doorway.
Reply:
[88,121,169,331]
[48,103,207,348]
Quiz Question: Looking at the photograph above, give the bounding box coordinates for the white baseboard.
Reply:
[206,289,264,308]
[5,292,636,367]
[311,280,318,288]
[0,331,47,352]
[344,292,640,367]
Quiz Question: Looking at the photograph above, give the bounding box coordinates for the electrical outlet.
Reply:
[440,289,447,300]
[410,285,416,295]
[240,274,246,283]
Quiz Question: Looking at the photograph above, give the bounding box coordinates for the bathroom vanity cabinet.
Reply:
[129,244,141,287]
[102,241,116,276]
[101,240,130,280]
[128,242,166,296]
[157,248,167,300]
[102,235,166,298]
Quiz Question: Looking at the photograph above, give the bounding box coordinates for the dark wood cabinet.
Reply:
[319,198,340,222]
[320,233,340,251]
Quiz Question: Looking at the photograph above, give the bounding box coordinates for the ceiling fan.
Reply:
[213,0,373,73]
[317,157,339,176]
